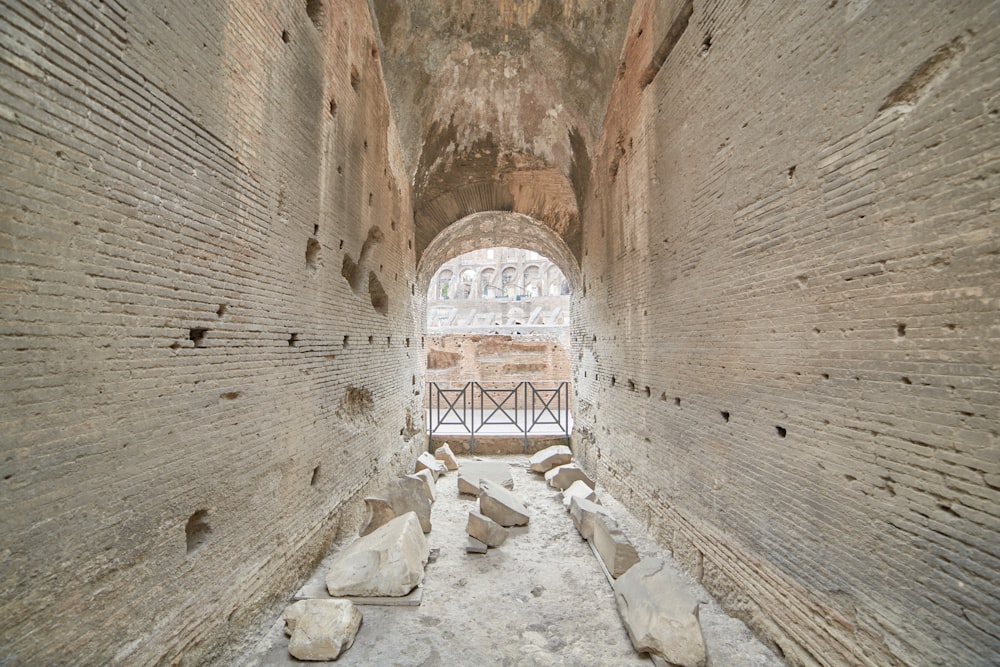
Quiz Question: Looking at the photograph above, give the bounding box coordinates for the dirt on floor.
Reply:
[247,455,784,667]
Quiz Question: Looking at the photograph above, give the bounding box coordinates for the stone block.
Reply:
[592,515,639,578]
[409,469,436,502]
[562,479,598,508]
[529,444,573,473]
[466,510,507,547]
[360,476,432,536]
[478,479,530,527]
[433,442,459,470]
[569,495,610,540]
[457,461,514,495]
[466,536,488,554]
[326,512,429,597]
[415,451,446,480]
[282,599,362,661]
[544,463,595,491]
[613,558,707,667]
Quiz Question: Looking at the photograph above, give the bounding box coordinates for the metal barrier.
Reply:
[427,381,571,449]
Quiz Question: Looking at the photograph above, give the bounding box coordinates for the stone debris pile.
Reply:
[282,599,362,661]
[459,460,531,553]
[530,445,708,667]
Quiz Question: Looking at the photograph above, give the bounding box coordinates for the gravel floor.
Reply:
[247,455,784,667]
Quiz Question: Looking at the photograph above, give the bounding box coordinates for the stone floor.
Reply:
[247,455,784,666]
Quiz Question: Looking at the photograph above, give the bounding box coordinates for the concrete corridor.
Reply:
[250,456,784,666]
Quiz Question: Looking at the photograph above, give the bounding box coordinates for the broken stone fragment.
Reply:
[466,536,488,554]
[282,598,362,661]
[326,512,429,597]
[613,558,707,667]
[544,463,595,491]
[457,461,514,495]
[360,476,432,536]
[478,479,530,527]
[569,495,610,540]
[529,444,573,473]
[409,469,436,502]
[466,510,507,547]
[433,442,459,470]
[562,479,598,509]
[415,451,446,480]
[592,515,640,578]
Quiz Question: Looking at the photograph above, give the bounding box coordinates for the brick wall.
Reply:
[426,332,572,386]
[0,1,423,663]
[573,1,999,665]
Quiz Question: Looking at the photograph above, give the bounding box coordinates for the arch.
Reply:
[416,211,582,299]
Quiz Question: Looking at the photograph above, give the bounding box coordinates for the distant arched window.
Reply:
[437,269,453,300]
[480,268,496,298]
[523,265,541,297]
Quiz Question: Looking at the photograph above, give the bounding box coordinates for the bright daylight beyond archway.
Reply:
[425,247,572,454]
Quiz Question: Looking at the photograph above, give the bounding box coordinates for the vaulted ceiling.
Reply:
[371,0,634,264]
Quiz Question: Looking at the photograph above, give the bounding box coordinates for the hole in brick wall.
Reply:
[281,29,290,43]
[411,284,415,296]
[350,65,360,91]
[337,165,343,174]
[185,510,211,555]
[217,304,227,317]
[386,336,391,346]
[371,44,378,58]
[219,391,241,400]
[901,376,912,384]
[408,239,412,250]
[288,333,298,347]
[369,272,389,315]
[945,323,956,331]
[421,337,424,348]
[343,335,349,347]
[405,338,410,347]
[611,377,616,387]
[896,323,907,337]
[306,0,323,29]
[701,34,712,54]
[363,139,368,150]
[310,465,320,487]
[775,425,787,438]
[844,474,856,482]
[938,503,960,518]
[813,328,821,335]
[391,219,396,231]
[306,238,321,270]
[313,224,319,236]
[787,165,796,181]
[628,380,636,391]
[721,411,730,422]
[822,373,830,380]
[644,386,651,397]
[674,397,681,406]
[339,239,344,249]
[368,335,373,344]
[189,328,208,348]
[369,193,373,206]
[412,375,416,385]
[329,98,337,116]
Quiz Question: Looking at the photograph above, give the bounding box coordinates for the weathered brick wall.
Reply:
[0,1,422,663]
[426,332,572,387]
[574,1,999,665]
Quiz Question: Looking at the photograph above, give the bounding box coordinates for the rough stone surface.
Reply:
[457,461,514,495]
[466,536,488,554]
[478,479,530,527]
[613,559,707,667]
[326,513,429,598]
[529,445,574,473]
[361,477,433,535]
[592,516,640,579]
[415,452,446,480]
[282,599,363,662]
[466,511,508,548]
[569,496,611,541]
[433,443,459,471]
[544,463,595,491]
[409,470,436,502]
[562,479,598,509]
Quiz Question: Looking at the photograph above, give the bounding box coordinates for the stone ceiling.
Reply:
[371,0,635,264]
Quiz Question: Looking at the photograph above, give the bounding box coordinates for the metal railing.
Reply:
[427,381,571,448]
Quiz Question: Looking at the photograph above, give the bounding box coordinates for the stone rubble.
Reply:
[360,475,432,535]
[561,479,598,508]
[568,495,611,541]
[613,558,708,667]
[529,444,573,473]
[409,469,436,502]
[433,442,459,470]
[592,515,640,578]
[457,460,514,495]
[326,512,429,597]
[282,599,363,661]
[466,535,488,554]
[466,510,508,547]
[415,451,446,480]
[544,462,595,491]
[478,479,530,527]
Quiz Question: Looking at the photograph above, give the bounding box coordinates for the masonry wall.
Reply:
[426,332,572,386]
[574,1,999,665]
[0,1,422,663]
